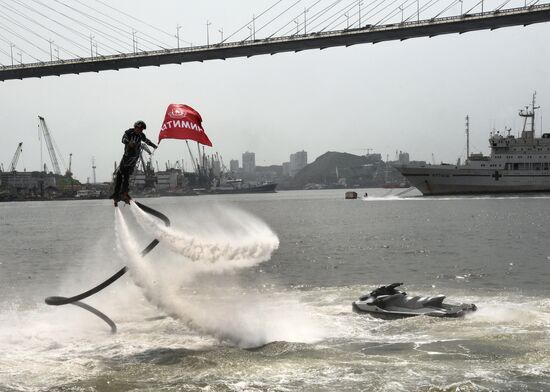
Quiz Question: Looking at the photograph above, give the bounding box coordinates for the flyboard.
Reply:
[44,201,170,333]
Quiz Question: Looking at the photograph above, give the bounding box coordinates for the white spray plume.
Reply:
[115,207,325,347]
[130,202,279,265]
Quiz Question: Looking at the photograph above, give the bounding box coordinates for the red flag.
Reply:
[158,104,212,146]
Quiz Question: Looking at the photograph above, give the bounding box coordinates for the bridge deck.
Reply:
[1,4,549,81]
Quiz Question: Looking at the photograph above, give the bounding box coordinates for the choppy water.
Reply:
[1,189,549,391]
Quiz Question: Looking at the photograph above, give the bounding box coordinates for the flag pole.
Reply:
[196,142,202,176]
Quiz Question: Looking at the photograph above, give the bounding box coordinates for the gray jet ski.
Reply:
[352,283,476,319]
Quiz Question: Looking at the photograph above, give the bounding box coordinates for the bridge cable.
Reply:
[0,0,84,59]
[254,0,315,40]
[495,1,512,12]
[266,0,321,39]
[8,0,102,57]
[320,0,383,32]
[344,0,389,29]
[326,0,375,31]
[401,0,439,23]
[375,0,428,26]
[72,0,181,48]
[307,0,359,33]
[398,0,444,24]
[465,1,485,14]
[301,0,348,29]
[93,0,176,41]
[313,0,394,33]
[0,28,47,62]
[240,0,301,41]
[53,0,152,52]
[372,0,417,26]
[372,0,413,27]
[54,0,169,52]
[0,1,101,63]
[275,0,343,38]
[432,1,463,20]
[308,0,357,33]
[0,10,53,57]
[29,0,130,55]
[0,46,11,59]
[241,0,288,41]
[223,0,288,43]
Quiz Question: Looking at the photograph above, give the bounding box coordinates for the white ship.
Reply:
[396,94,550,196]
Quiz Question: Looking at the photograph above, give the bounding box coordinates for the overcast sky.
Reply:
[1,0,549,182]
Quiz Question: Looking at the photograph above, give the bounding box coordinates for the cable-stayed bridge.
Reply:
[1,0,549,81]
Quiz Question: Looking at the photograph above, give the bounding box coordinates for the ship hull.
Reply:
[206,183,277,194]
[396,165,550,196]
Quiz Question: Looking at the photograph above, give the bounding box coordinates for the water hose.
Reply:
[44,200,170,333]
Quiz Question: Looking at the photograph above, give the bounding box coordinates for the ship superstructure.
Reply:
[396,94,550,195]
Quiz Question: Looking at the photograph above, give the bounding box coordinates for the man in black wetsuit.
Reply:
[110,120,157,205]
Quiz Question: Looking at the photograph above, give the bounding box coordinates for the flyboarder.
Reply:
[110,120,157,206]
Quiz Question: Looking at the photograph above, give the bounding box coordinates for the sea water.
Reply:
[0,189,549,391]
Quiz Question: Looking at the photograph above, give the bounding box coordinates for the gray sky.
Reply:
[1,0,549,182]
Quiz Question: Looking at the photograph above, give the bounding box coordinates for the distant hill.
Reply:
[289,151,370,189]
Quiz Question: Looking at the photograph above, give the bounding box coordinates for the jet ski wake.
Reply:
[44,200,170,333]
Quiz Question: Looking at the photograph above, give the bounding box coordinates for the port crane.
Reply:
[38,116,67,175]
[9,142,23,172]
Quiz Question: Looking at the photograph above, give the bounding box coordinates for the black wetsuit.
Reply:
[112,129,157,197]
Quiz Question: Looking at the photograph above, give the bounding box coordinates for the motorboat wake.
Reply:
[352,283,477,319]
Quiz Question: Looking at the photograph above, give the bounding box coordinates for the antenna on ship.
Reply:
[465,115,470,162]
[519,92,539,135]
[92,156,97,184]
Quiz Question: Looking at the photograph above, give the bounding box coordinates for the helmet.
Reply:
[134,120,147,129]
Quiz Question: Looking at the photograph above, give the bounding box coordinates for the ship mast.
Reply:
[465,115,470,162]
[519,92,539,135]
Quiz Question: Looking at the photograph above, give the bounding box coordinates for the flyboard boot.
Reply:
[110,193,121,207]
[120,192,132,205]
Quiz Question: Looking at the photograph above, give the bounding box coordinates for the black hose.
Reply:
[44,200,170,332]
[134,201,171,227]
[45,267,128,306]
[71,301,118,334]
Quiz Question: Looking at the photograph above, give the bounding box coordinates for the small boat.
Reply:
[352,283,476,319]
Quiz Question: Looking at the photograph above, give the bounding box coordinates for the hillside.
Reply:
[289,151,371,189]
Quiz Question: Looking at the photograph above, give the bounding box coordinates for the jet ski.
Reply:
[352,283,477,319]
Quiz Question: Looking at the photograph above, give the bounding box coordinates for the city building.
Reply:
[282,162,291,177]
[229,159,239,173]
[0,171,57,192]
[242,151,255,173]
[211,158,221,177]
[157,170,179,191]
[290,150,307,176]
[398,151,410,164]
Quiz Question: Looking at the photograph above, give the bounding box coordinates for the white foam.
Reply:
[115,207,325,347]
